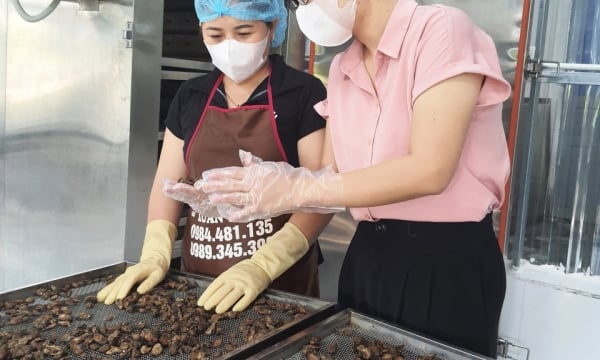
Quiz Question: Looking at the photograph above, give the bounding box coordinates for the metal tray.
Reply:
[0,262,336,359]
[249,309,494,360]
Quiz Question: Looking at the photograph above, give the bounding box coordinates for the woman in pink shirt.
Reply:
[185,0,512,357]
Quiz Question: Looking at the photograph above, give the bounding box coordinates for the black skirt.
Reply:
[337,213,506,358]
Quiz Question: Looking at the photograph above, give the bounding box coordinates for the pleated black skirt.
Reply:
[337,213,506,358]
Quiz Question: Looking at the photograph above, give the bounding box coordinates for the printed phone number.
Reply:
[190,239,266,260]
[189,219,273,242]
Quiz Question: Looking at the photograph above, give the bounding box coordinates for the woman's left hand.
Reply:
[162,179,220,217]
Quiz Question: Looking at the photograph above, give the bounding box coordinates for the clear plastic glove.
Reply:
[197,223,309,313]
[97,220,177,304]
[201,150,345,222]
[162,178,220,218]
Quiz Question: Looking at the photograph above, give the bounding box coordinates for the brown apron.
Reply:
[181,73,319,297]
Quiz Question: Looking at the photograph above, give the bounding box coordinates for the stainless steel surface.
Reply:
[0,0,163,292]
[316,210,356,302]
[250,310,493,360]
[0,262,336,359]
[1,2,7,240]
[161,70,211,81]
[162,57,215,72]
[78,0,99,12]
[282,10,309,72]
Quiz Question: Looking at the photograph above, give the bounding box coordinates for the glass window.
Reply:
[506,0,600,276]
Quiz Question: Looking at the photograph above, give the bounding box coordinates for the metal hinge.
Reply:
[497,338,530,360]
[122,21,133,48]
[524,56,542,78]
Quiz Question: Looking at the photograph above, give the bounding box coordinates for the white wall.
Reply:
[499,261,600,360]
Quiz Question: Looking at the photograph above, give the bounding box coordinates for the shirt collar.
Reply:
[340,0,419,75]
[378,0,419,59]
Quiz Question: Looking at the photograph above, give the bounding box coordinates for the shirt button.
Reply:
[367,138,373,145]
[376,223,386,231]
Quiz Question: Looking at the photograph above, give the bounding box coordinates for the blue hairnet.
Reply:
[195,0,288,48]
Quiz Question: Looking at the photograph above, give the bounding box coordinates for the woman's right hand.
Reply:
[201,150,345,222]
[97,220,176,304]
[96,261,168,305]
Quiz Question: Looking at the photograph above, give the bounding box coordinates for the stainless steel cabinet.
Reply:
[0,0,163,292]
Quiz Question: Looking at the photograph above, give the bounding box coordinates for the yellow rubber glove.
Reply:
[97,220,177,305]
[197,222,309,313]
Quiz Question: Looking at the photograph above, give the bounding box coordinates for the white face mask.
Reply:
[205,34,269,83]
[295,0,356,47]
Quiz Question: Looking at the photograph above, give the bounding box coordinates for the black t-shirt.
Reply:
[165,54,326,167]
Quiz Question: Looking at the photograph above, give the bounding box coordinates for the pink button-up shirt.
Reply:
[315,0,512,222]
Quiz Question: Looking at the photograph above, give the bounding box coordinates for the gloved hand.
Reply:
[162,178,220,218]
[201,150,345,222]
[197,222,309,313]
[97,220,177,305]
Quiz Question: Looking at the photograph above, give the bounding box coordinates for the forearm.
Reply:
[148,129,187,224]
[147,177,184,225]
[340,154,453,208]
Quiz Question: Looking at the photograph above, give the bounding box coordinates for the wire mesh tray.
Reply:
[0,262,335,360]
[248,309,494,360]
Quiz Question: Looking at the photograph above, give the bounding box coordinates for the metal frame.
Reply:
[507,0,550,267]
[250,310,494,360]
[525,58,600,85]
[124,0,165,262]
